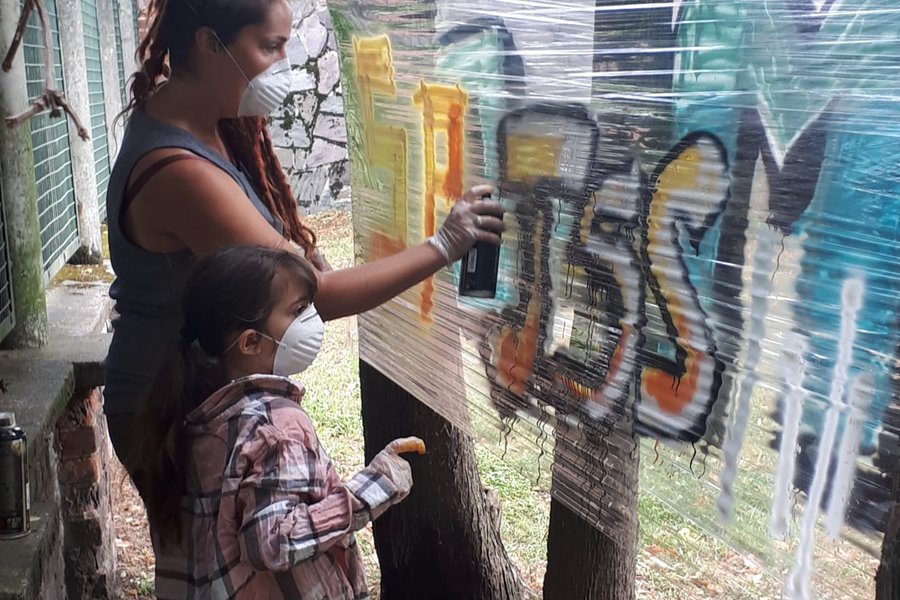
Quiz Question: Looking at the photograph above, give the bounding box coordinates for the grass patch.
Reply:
[51,224,114,285]
[50,263,115,285]
[135,573,154,596]
[475,443,550,588]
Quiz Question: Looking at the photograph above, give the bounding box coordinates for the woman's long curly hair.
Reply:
[124,0,316,255]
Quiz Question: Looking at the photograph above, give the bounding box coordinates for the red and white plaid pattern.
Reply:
[152,375,399,600]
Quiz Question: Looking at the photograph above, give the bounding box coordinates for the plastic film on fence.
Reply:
[326,1,900,598]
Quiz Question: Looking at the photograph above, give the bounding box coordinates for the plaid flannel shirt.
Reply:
[153,375,401,599]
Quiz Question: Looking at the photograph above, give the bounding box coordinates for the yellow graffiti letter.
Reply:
[352,35,408,258]
[413,82,468,320]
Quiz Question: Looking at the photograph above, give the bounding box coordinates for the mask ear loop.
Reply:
[223,331,272,356]
[215,36,254,84]
[184,0,253,84]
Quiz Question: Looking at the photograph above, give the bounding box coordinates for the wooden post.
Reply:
[543,419,639,600]
[118,0,136,71]
[876,472,899,599]
[96,0,123,159]
[57,0,102,264]
[0,0,48,348]
[359,361,527,599]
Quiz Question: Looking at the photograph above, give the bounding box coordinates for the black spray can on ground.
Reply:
[458,239,501,298]
[0,412,29,539]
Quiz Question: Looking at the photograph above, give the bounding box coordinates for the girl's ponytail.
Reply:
[137,332,224,547]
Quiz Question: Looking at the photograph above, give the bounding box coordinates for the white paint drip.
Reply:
[583,163,643,420]
[785,276,864,600]
[717,224,775,521]
[824,372,872,540]
[671,0,684,31]
[770,331,808,540]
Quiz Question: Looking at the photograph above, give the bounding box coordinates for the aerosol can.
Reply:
[458,189,503,298]
[0,412,29,539]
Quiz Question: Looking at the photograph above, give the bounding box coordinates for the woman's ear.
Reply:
[195,26,223,57]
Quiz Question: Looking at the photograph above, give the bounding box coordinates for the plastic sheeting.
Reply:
[326,1,899,597]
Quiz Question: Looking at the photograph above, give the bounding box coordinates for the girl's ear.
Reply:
[235,329,264,356]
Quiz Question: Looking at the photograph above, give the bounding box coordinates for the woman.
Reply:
[104,0,503,477]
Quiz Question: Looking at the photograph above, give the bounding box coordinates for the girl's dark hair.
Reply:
[138,245,318,546]
[124,0,317,255]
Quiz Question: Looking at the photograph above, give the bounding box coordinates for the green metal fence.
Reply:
[0,178,14,343]
[82,0,111,220]
[132,0,140,49]
[22,0,79,279]
[112,0,127,107]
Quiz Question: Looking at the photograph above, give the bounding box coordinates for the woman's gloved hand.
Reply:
[428,185,505,265]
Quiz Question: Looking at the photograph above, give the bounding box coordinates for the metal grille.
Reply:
[112,0,127,107]
[22,0,79,278]
[0,177,14,343]
[132,0,140,49]
[82,0,111,219]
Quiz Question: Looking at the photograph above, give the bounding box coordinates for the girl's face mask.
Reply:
[217,34,292,117]
[259,304,324,376]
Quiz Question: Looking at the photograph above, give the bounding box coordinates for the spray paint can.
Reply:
[0,412,29,539]
[458,190,503,298]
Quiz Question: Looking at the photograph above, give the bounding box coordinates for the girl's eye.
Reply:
[296,304,309,315]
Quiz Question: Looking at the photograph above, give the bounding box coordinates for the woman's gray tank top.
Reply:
[103,110,282,417]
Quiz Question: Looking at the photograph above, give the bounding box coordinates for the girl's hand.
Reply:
[387,437,426,455]
[366,436,426,504]
[428,185,505,265]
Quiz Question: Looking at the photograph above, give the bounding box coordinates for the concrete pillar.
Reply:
[118,0,137,72]
[0,0,49,348]
[97,0,124,160]
[57,0,103,264]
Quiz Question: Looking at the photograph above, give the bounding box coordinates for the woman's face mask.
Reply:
[259,304,324,376]
[217,35,293,117]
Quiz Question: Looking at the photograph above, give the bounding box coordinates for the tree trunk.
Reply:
[543,420,639,600]
[359,360,527,600]
[876,471,899,600]
[876,397,900,600]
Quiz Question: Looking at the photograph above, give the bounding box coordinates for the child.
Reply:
[136,245,423,599]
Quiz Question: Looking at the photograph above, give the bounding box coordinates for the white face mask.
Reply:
[219,38,293,117]
[260,304,324,376]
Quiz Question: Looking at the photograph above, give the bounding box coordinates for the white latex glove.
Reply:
[428,185,505,264]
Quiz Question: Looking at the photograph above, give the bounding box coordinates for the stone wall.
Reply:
[134,0,351,214]
[272,0,350,214]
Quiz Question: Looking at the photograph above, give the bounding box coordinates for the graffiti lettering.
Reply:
[413,82,468,320]
[637,134,727,440]
[352,35,408,258]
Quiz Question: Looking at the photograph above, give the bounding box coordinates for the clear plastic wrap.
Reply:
[327,1,899,597]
